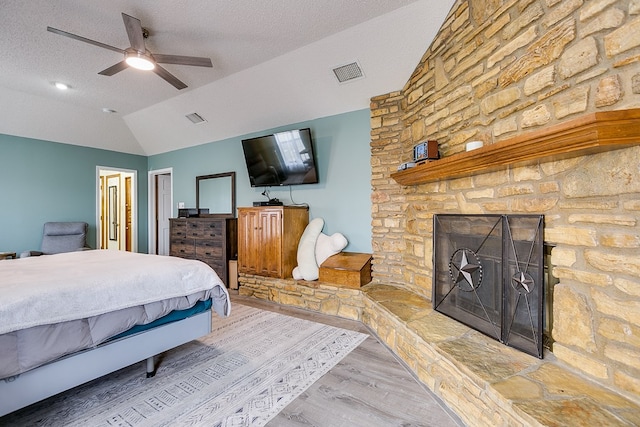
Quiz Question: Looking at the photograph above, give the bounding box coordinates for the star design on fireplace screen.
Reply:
[511,271,535,295]
[449,248,482,291]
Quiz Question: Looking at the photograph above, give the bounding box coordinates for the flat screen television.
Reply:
[241,128,319,187]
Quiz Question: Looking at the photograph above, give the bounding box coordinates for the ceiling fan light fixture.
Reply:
[48,13,211,89]
[125,51,155,70]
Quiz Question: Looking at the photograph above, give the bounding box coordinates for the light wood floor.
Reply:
[232,294,465,427]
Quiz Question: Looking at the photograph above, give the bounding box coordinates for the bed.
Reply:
[0,249,230,417]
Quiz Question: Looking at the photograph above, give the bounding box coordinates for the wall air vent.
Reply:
[185,112,207,124]
[332,61,364,84]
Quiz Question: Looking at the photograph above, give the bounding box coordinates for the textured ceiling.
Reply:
[0,0,455,155]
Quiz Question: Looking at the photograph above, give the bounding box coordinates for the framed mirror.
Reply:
[196,171,236,218]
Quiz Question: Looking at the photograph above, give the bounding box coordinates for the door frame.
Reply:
[96,166,138,252]
[148,168,173,255]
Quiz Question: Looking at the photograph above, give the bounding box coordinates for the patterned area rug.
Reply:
[1,304,368,426]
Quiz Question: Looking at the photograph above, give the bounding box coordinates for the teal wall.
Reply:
[0,108,372,256]
[149,109,373,253]
[0,134,149,255]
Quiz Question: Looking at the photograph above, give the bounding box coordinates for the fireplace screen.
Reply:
[433,214,544,358]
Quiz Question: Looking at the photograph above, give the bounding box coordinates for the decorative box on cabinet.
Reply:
[237,206,309,278]
[319,252,372,289]
[169,217,237,286]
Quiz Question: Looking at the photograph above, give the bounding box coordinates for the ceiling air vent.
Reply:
[332,61,364,84]
[185,112,207,124]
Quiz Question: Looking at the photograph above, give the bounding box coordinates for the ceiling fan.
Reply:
[47,12,212,90]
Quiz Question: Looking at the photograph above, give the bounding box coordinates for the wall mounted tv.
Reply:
[241,128,319,187]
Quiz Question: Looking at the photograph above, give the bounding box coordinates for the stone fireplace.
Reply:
[370,0,640,408]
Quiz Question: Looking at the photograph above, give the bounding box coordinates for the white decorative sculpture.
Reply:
[292,218,348,281]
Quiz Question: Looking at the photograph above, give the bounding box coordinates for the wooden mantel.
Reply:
[391,108,640,186]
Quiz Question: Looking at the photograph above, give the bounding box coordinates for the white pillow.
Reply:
[292,218,324,281]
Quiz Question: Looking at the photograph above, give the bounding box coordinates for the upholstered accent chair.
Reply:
[20,222,90,258]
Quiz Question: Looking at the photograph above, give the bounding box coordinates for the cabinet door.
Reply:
[258,209,283,276]
[238,209,261,273]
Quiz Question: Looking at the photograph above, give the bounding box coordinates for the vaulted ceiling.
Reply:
[0,1,454,155]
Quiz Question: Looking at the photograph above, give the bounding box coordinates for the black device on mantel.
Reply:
[253,200,283,207]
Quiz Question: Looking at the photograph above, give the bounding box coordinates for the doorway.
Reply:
[97,167,137,252]
[148,168,173,255]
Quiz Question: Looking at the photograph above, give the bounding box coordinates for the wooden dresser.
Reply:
[237,206,308,278]
[169,217,237,286]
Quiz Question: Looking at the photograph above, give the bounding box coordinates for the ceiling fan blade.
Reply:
[153,54,212,67]
[153,64,187,90]
[47,27,124,54]
[98,61,128,76]
[121,13,145,52]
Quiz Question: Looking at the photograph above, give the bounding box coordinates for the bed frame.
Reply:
[0,309,212,417]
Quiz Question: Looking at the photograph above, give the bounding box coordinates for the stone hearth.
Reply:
[238,276,640,426]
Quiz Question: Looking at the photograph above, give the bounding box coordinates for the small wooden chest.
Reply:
[319,252,372,288]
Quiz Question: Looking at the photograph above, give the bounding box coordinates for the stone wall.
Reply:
[238,274,365,320]
[371,0,640,401]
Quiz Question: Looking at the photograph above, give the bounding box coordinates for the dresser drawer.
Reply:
[196,221,225,239]
[171,229,188,240]
[170,239,195,257]
[185,220,202,238]
[195,240,223,258]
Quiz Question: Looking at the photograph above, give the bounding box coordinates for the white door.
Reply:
[157,174,172,255]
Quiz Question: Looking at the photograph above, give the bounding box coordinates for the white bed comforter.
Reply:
[0,250,230,335]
